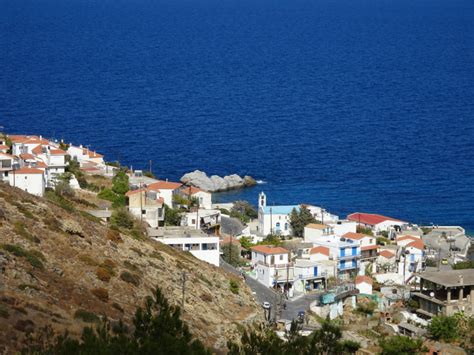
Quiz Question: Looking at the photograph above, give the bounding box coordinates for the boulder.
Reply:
[180,170,256,192]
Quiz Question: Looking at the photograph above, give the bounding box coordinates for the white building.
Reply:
[147,180,182,207]
[251,245,293,288]
[304,204,339,224]
[396,235,420,247]
[347,212,408,234]
[328,220,357,237]
[257,192,297,236]
[355,275,373,295]
[181,209,221,231]
[398,239,425,281]
[310,236,361,280]
[11,136,49,156]
[293,259,335,293]
[377,250,397,273]
[9,167,46,197]
[180,186,213,210]
[67,144,104,166]
[304,223,335,243]
[343,232,378,265]
[152,227,220,266]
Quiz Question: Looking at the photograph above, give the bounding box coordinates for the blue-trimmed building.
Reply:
[257,192,299,236]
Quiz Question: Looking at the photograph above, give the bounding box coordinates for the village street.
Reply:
[220,258,323,321]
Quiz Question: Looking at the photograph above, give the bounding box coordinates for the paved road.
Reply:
[220,259,322,321]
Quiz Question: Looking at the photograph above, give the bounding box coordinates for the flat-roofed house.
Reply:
[412,269,474,317]
[304,223,335,243]
[0,152,16,182]
[152,227,220,266]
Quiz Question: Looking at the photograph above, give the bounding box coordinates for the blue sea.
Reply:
[1,0,473,233]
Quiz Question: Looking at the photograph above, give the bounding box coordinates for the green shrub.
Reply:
[45,190,75,212]
[111,208,134,229]
[74,309,100,323]
[149,251,164,261]
[1,244,45,270]
[229,280,239,294]
[120,271,140,286]
[0,304,9,318]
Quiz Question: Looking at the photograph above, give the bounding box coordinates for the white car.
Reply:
[262,302,271,309]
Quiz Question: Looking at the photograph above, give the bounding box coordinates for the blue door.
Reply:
[352,259,356,268]
[340,260,346,269]
[352,247,357,256]
[313,267,318,276]
[340,248,345,257]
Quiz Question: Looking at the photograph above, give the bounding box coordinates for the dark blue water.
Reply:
[1,0,473,232]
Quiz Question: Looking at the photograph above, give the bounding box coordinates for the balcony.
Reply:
[297,272,327,280]
[338,253,360,260]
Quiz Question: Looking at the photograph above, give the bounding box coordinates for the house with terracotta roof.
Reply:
[147,180,182,207]
[396,235,420,247]
[0,144,9,154]
[250,245,294,289]
[180,186,212,210]
[11,136,50,156]
[343,232,378,263]
[8,167,46,196]
[376,249,397,273]
[308,246,331,262]
[347,212,408,234]
[257,192,299,237]
[67,144,105,167]
[125,188,165,228]
[398,239,425,279]
[355,275,373,295]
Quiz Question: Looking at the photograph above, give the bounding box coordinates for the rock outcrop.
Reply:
[180,170,256,192]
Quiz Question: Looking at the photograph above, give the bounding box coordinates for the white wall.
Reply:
[195,191,212,209]
[154,236,220,266]
[329,221,357,237]
[9,172,45,196]
[259,213,291,236]
[356,282,372,295]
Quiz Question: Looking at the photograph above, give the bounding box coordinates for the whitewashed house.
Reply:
[147,180,182,207]
[180,186,212,210]
[257,192,297,236]
[355,275,373,295]
[399,239,425,279]
[152,227,220,266]
[304,223,335,243]
[328,220,357,237]
[310,237,361,280]
[9,167,46,196]
[181,209,221,231]
[251,245,293,288]
[343,232,378,264]
[11,136,49,156]
[377,250,397,273]
[347,212,408,234]
[396,235,420,247]
[304,204,339,224]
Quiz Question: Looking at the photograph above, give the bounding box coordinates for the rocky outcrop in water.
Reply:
[180,170,256,192]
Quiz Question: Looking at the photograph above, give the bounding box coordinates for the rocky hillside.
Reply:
[0,183,262,353]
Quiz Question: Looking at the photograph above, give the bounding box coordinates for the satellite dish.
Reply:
[430,292,435,297]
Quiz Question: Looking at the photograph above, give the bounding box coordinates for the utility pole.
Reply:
[149,159,152,175]
[181,271,187,311]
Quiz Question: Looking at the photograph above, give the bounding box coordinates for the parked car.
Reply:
[262,301,271,309]
[441,258,449,265]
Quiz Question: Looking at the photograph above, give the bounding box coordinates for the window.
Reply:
[280,255,283,260]
[191,219,196,224]
[284,223,288,230]
[142,210,146,215]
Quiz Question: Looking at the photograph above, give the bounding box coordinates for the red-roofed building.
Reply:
[147,180,183,207]
[179,185,212,209]
[377,249,397,273]
[9,167,46,196]
[0,144,9,153]
[396,235,420,247]
[347,212,408,233]
[343,232,378,262]
[355,275,373,295]
[251,245,293,288]
[308,246,330,262]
